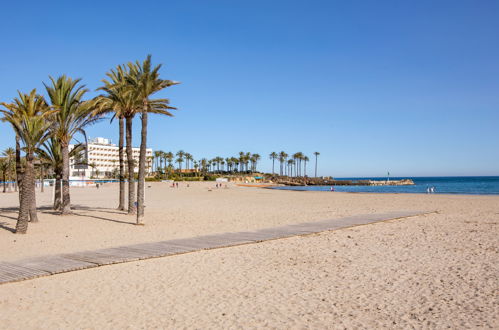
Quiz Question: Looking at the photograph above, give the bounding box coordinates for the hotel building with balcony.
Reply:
[69,137,153,180]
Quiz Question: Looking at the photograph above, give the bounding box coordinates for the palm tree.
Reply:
[313,151,320,177]
[200,158,207,174]
[278,151,288,176]
[287,159,294,177]
[2,147,15,192]
[1,90,53,233]
[153,151,162,172]
[303,155,309,177]
[126,55,178,225]
[165,152,174,174]
[0,159,8,193]
[94,65,141,212]
[45,75,99,215]
[176,150,185,171]
[184,153,189,170]
[252,153,261,172]
[37,139,84,210]
[269,152,277,174]
[175,157,183,170]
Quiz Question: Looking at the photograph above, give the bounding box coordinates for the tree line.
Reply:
[149,150,320,177]
[151,151,262,175]
[269,151,320,177]
[0,55,178,233]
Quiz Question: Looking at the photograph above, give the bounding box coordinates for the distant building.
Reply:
[69,137,153,180]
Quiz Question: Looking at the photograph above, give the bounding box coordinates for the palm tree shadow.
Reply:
[71,212,136,226]
[0,212,18,221]
[0,222,16,233]
[72,205,128,215]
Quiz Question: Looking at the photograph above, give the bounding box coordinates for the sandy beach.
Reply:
[0,182,498,328]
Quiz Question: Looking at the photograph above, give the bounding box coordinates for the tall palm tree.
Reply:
[186,153,194,170]
[176,150,185,170]
[293,152,305,177]
[127,55,178,225]
[303,155,309,177]
[287,159,294,177]
[278,151,288,176]
[165,152,174,174]
[45,75,99,215]
[1,90,53,233]
[153,151,162,172]
[252,153,261,172]
[269,152,277,174]
[313,151,320,177]
[94,65,141,212]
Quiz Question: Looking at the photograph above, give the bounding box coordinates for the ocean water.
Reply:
[270,176,499,195]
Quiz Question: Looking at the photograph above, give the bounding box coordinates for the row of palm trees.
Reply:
[269,151,320,177]
[0,55,178,233]
[199,152,261,173]
[151,151,263,175]
[150,150,321,177]
[152,150,195,173]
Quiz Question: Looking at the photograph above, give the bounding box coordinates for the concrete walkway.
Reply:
[0,210,430,285]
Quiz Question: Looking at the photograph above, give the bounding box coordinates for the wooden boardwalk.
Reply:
[0,211,429,285]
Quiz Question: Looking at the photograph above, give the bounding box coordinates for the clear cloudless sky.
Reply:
[1,0,498,177]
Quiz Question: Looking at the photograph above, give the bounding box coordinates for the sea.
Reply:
[270,176,499,195]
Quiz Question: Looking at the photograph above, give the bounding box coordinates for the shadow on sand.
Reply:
[0,205,135,233]
[0,222,15,233]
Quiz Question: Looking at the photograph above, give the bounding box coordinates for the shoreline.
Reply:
[266,186,499,196]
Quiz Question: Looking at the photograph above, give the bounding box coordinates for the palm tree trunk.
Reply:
[136,110,148,225]
[60,142,71,215]
[125,116,136,214]
[40,165,44,193]
[2,173,6,193]
[315,155,318,177]
[16,151,35,233]
[15,134,22,194]
[54,170,62,210]
[29,166,39,223]
[118,116,126,211]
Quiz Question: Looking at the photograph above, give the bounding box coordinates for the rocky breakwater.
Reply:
[369,179,415,186]
[268,176,414,186]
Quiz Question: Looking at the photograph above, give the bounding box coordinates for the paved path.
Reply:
[0,211,430,285]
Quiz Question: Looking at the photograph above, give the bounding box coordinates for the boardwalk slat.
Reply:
[165,238,226,250]
[0,262,50,283]
[129,242,194,255]
[17,256,96,274]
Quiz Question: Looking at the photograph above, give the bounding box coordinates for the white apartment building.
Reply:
[69,137,153,180]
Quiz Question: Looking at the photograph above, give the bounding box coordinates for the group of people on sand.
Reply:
[215,183,227,189]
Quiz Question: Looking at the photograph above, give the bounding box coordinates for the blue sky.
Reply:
[1,0,498,177]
